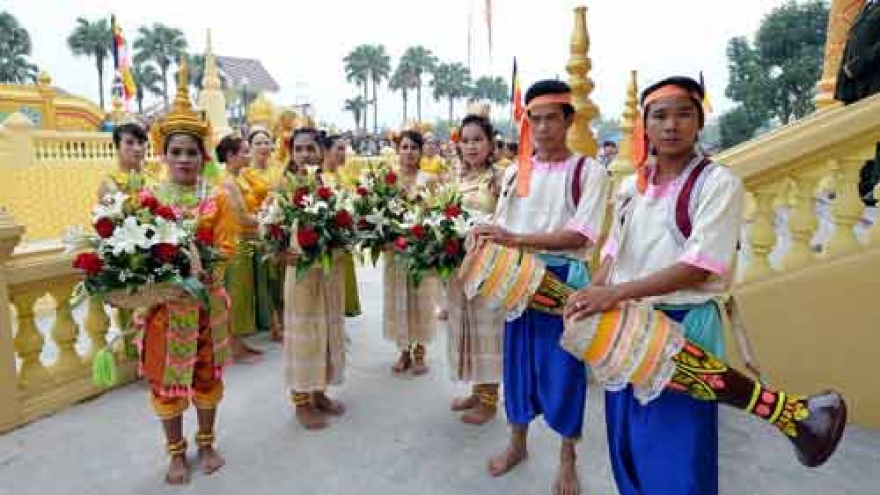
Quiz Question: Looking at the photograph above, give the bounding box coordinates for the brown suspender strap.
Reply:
[675,158,712,240]
[571,156,587,207]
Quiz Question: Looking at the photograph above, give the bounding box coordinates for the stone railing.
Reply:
[717,92,880,282]
[0,112,161,242]
[0,210,136,433]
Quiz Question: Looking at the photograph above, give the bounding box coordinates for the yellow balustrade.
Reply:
[0,212,136,433]
[718,92,880,427]
[0,113,160,242]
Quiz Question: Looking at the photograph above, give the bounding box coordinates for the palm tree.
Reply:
[399,46,437,122]
[390,60,418,124]
[67,18,112,109]
[472,75,509,106]
[431,62,472,122]
[0,12,38,84]
[133,23,188,107]
[131,63,161,114]
[343,46,371,133]
[364,45,391,135]
[344,96,366,130]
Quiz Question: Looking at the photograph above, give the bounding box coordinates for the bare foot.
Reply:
[296,405,328,430]
[313,392,346,416]
[461,403,497,425]
[451,394,479,411]
[553,458,580,495]
[243,341,264,355]
[165,454,190,485]
[197,446,226,476]
[392,352,411,374]
[411,361,429,376]
[436,309,449,321]
[488,445,528,477]
[270,322,283,342]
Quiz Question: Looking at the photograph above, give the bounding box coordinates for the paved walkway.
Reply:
[2,264,879,495]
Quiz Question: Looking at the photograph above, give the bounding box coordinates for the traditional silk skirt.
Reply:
[382,252,437,351]
[341,253,362,317]
[445,273,505,384]
[225,241,257,337]
[282,262,347,392]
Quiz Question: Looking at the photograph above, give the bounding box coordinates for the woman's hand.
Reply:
[563,285,626,321]
[280,250,300,266]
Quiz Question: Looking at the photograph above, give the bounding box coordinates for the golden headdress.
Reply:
[150,58,212,154]
[465,101,492,119]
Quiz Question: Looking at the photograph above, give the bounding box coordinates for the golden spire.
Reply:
[608,70,638,179]
[151,57,212,152]
[566,5,599,157]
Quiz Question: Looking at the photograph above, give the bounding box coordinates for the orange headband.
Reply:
[632,86,702,194]
[516,93,573,197]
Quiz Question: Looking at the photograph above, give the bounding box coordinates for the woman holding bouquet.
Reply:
[279,128,349,430]
[245,129,285,341]
[384,130,438,376]
[140,66,237,484]
[216,134,266,362]
[446,114,505,425]
[322,134,362,318]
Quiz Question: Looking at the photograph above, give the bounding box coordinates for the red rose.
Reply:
[138,191,160,212]
[73,252,103,276]
[268,224,285,240]
[296,227,318,248]
[410,224,426,240]
[292,187,310,207]
[153,243,180,264]
[196,227,214,245]
[444,239,460,256]
[154,205,177,221]
[334,210,353,229]
[357,218,370,230]
[356,186,369,196]
[317,186,333,201]
[393,236,408,251]
[443,204,461,219]
[385,171,397,185]
[94,217,115,239]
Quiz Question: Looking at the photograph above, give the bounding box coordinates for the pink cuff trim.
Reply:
[679,252,728,276]
[565,221,599,243]
[601,237,619,261]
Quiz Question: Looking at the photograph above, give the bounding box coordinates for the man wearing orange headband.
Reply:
[475,79,610,495]
[564,76,846,494]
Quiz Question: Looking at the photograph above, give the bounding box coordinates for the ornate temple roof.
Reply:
[215,56,280,92]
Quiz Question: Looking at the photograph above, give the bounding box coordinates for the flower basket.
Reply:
[104,282,190,310]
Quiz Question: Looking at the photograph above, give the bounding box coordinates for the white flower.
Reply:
[92,191,128,221]
[304,200,329,215]
[364,212,391,236]
[62,226,94,253]
[109,217,152,255]
[151,218,185,245]
[304,165,321,177]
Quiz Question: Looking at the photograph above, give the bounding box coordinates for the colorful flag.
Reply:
[111,15,136,103]
[699,71,714,114]
[511,58,524,124]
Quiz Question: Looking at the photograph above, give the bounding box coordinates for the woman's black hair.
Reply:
[459,114,496,168]
[397,130,424,150]
[215,135,244,164]
[289,127,325,153]
[112,123,147,147]
[324,134,344,150]
[164,132,208,159]
[460,114,495,143]
[247,129,272,144]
